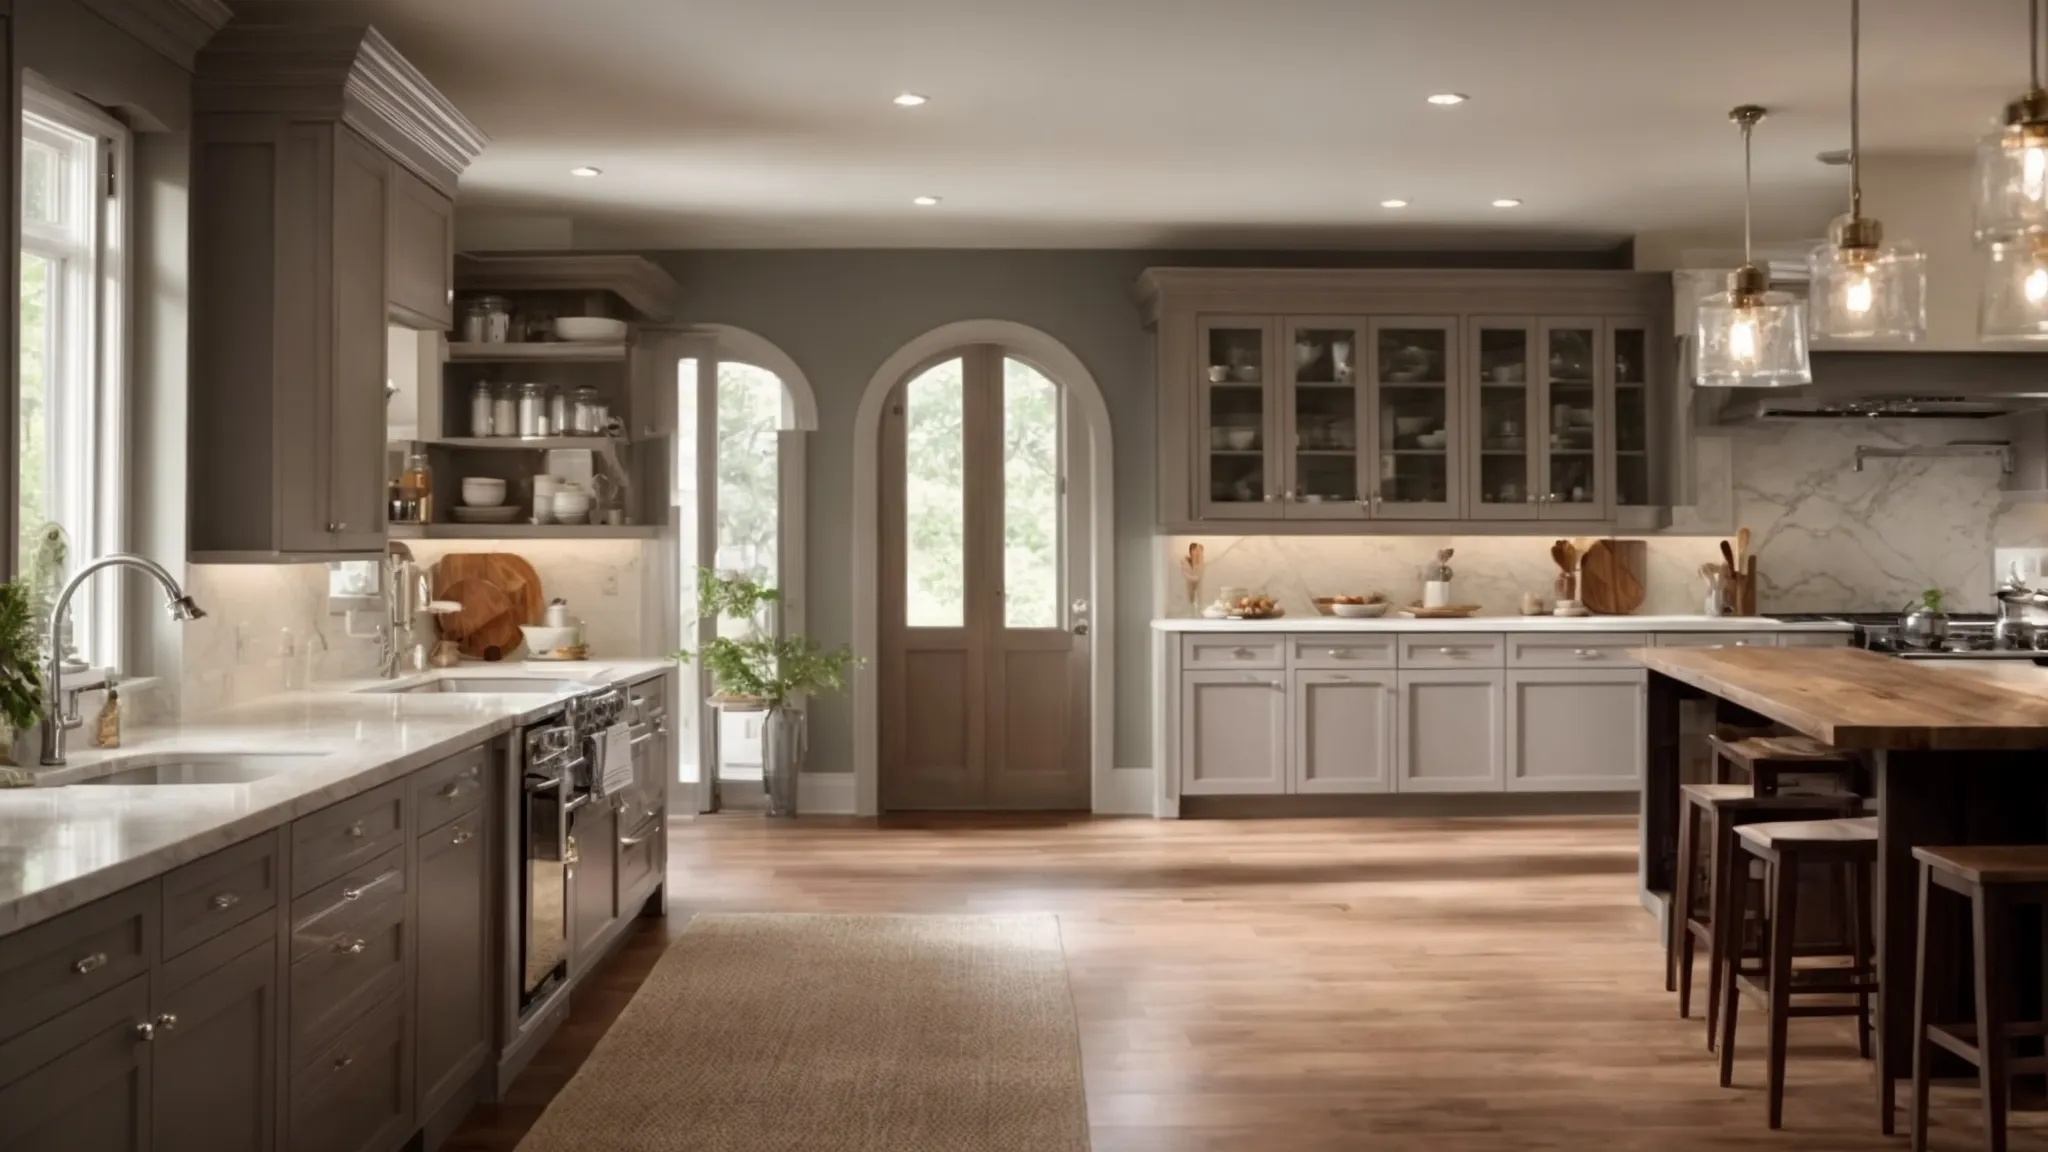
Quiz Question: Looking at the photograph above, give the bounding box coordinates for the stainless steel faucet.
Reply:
[41,553,205,765]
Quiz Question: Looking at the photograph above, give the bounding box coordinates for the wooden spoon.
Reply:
[1720,539,1737,575]
[1735,526,1751,568]
[1550,539,1577,575]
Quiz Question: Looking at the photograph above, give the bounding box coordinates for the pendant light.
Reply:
[1809,0,1926,341]
[1980,1,2048,340]
[1695,106,1811,388]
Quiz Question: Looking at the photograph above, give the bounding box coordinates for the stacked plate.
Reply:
[450,505,521,524]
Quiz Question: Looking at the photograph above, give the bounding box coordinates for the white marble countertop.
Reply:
[1151,614,1855,633]
[0,659,673,938]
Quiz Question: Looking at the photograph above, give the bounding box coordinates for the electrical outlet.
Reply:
[602,573,619,596]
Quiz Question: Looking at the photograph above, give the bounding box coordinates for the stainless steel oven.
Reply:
[519,712,579,1013]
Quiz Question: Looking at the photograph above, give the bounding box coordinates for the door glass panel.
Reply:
[714,362,783,614]
[1475,325,1533,508]
[1545,326,1599,507]
[1376,327,1449,508]
[1002,359,1060,629]
[903,358,965,627]
[1203,325,1265,505]
[1612,326,1650,507]
[1290,326,1359,503]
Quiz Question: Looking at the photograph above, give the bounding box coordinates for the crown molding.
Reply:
[453,253,681,323]
[78,0,234,71]
[197,22,487,198]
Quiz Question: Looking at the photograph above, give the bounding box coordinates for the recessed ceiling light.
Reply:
[1380,199,1410,209]
[1427,93,1468,106]
[893,92,929,107]
[570,166,602,177]
[913,195,941,206]
[1491,198,1523,208]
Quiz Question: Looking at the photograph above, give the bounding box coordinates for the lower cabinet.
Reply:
[0,976,153,1151]
[1395,670,1507,793]
[154,937,280,1152]
[569,800,619,970]
[1179,670,1288,795]
[414,811,490,1121]
[288,994,411,1152]
[1289,670,1395,794]
[1505,669,1646,791]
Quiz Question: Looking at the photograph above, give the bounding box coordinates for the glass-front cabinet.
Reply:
[1468,318,1538,521]
[1279,319,1366,520]
[1370,319,1459,519]
[1609,318,1656,516]
[1538,319,1607,517]
[1197,317,1277,518]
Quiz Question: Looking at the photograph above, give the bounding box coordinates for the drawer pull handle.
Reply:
[1231,647,1255,659]
[1324,649,1348,658]
[1573,649,1602,659]
[619,830,650,847]
[332,1054,354,1072]
[1437,647,1459,656]
[345,821,367,840]
[211,892,241,911]
[335,938,366,955]
[450,828,475,846]
[73,952,108,976]
[1732,640,1750,647]
[439,781,465,799]
[341,885,364,901]
[155,1013,178,1033]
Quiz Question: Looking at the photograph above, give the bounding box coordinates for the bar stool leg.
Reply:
[1842,860,1871,1061]
[1671,797,1696,1000]
[1706,813,1733,1047]
[1719,839,1750,1089]
[1911,864,1939,1152]
[1974,886,2012,1152]
[1766,851,1800,1130]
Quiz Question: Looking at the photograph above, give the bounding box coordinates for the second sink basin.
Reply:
[74,753,329,786]
[388,677,592,695]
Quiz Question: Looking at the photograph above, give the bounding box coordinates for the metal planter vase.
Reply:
[761,706,805,817]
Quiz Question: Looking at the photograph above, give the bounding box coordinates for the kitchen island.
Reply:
[1639,645,2048,1126]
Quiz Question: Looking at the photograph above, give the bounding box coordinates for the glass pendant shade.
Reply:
[1808,236,1926,341]
[1695,284,1811,388]
[1974,115,2048,242]
[1979,237,2048,341]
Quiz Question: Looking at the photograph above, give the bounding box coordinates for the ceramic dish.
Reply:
[1201,606,1286,620]
[460,477,507,507]
[1330,601,1389,618]
[552,317,628,342]
[450,505,522,524]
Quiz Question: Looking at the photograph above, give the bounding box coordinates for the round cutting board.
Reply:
[437,578,513,647]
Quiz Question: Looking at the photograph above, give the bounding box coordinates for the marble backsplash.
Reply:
[1167,422,2048,618]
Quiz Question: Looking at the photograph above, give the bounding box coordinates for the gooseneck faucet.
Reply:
[40,553,205,765]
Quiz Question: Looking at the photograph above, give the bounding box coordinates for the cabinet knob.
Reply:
[135,1022,156,1042]
[1548,494,1561,503]
[210,892,240,911]
[1263,493,1280,503]
[155,1013,178,1033]
[451,828,475,846]
[346,821,367,840]
[73,952,108,976]
[328,522,348,533]
[333,1054,355,1072]
[335,937,366,955]
[341,886,364,901]
[439,781,465,799]
[1526,494,1539,504]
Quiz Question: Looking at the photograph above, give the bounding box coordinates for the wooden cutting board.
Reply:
[433,552,545,626]
[1578,539,1647,615]
[437,578,511,642]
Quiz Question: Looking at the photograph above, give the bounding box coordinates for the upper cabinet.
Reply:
[1141,269,1674,534]
[190,23,485,560]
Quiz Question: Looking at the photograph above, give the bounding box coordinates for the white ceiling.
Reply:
[248,0,2033,249]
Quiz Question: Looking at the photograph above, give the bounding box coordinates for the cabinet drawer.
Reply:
[290,908,405,1069]
[1398,633,1507,668]
[293,779,406,897]
[1507,632,1650,669]
[291,848,406,965]
[1653,632,1777,650]
[289,992,410,1152]
[410,745,487,834]
[616,812,662,907]
[0,884,156,1046]
[1181,634,1285,670]
[161,830,281,961]
[1288,634,1397,669]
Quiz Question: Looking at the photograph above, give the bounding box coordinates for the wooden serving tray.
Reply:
[1403,603,1483,618]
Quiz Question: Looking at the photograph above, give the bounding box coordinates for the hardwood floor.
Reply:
[446,814,2042,1151]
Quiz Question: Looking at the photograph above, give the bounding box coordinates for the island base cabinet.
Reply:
[414,812,490,1122]
[0,976,152,1152]
[1289,670,1395,794]
[289,994,411,1152]
[1395,670,1506,793]
[154,937,280,1152]
[1505,669,1646,791]
[569,802,619,971]
[1179,671,1288,796]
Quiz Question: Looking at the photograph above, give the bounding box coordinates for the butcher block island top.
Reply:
[1638,645,2048,750]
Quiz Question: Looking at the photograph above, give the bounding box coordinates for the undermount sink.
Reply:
[71,753,329,786]
[381,677,593,695]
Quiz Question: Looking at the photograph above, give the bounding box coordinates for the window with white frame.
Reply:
[18,81,125,668]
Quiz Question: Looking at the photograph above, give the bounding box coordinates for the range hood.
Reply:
[1734,351,2048,420]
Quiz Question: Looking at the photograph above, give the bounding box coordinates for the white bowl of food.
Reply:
[460,477,507,507]
[552,317,628,342]
[519,624,581,651]
[1327,594,1389,618]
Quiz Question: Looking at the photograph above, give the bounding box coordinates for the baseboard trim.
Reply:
[1178,792,1641,820]
[1097,766,1153,816]
[797,772,857,815]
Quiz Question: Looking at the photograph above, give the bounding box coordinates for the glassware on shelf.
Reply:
[491,383,518,437]
[548,386,568,436]
[468,381,493,438]
[397,452,433,523]
[518,382,547,437]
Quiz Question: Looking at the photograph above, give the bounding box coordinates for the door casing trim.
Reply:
[852,320,1116,816]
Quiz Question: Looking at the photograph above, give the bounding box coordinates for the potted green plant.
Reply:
[675,568,856,816]
[0,580,46,767]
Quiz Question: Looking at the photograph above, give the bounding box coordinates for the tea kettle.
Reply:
[1899,591,1948,650]
[1995,564,2048,650]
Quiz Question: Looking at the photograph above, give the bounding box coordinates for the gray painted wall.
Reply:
[649,247,1627,776]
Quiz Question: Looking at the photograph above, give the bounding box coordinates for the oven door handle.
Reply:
[563,793,592,814]
[524,774,563,793]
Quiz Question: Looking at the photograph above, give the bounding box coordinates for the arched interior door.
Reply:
[880,345,1090,811]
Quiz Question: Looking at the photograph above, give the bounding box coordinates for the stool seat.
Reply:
[1682,782,1864,810]
[1911,845,2048,885]
[1706,733,1861,798]
[1738,815,1878,851]
[1724,733,1854,760]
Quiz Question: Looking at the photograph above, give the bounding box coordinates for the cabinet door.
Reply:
[154,940,278,1152]
[569,801,619,969]
[1505,670,1646,792]
[385,164,453,330]
[1178,671,1287,795]
[0,976,152,1152]
[1466,317,1541,521]
[1279,318,1367,520]
[1394,670,1504,793]
[1608,318,1655,515]
[1369,318,1460,519]
[319,129,392,554]
[1290,670,1393,794]
[414,814,489,1120]
[1195,317,1281,518]
[1536,319,1608,519]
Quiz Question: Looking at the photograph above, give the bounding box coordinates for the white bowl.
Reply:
[519,624,581,651]
[461,477,507,507]
[1330,601,1389,618]
[552,317,628,342]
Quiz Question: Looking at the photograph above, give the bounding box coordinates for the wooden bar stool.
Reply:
[1717,816,1881,1130]
[1668,782,1864,1040]
[1909,846,2048,1152]
[1708,732,1862,797]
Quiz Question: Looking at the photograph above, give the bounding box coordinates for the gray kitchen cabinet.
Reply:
[0,976,153,1152]
[1289,669,1394,794]
[569,801,619,971]
[288,993,411,1152]
[413,812,489,1123]
[1195,316,1282,518]
[1504,669,1647,792]
[1394,669,1507,793]
[1536,319,1609,518]
[1467,317,1541,521]
[1179,670,1288,795]
[153,936,280,1152]
[386,164,455,331]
